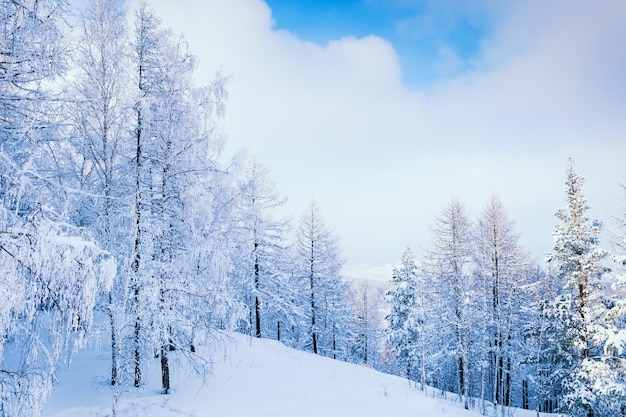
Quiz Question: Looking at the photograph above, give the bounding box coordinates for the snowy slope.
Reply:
[43,333,541,417]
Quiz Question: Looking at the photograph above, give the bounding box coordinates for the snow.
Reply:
[43,333,547,417]
[50,235,97,251]
[99,256,116,293]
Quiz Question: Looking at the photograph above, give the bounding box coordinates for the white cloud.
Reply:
[142,0,626,272]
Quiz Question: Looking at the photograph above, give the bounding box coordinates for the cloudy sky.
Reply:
[138,0,626,280]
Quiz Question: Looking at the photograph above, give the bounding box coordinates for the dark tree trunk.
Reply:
[161,347,170,394]
[459,356,465,402]
[311,306,317,354]
[254,240,261,338]
[310,240,317,354]
[505,356,511,406]
[109,292,118,386]
[134,305,141,387]
[132,97,143,389]
[521,379,528,409]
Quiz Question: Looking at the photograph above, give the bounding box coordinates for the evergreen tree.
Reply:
[519,266,559,413]
[385,246,420,381]
[546,158,615,417]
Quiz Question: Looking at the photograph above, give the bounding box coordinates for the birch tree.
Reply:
[67,3,131,411]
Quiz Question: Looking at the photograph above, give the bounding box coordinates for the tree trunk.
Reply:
[459,356,464,400]
[133,299,141,386]
[310,241,317,354]
[505,357,511,407]
[311,298,317,355]
[109,292,118,386]
[132,103,143,388]
[110,295,119,415]
[161,347,170,394]
[254,240,261,338]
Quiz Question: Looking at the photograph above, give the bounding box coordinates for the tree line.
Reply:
[0,1,372,415]
[385,160,626,417]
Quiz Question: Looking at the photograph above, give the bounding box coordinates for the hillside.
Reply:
[43,333,541,417]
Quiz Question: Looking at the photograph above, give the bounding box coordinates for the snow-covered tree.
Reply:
[66,3,132,411]
[514,266,557,413]
[129,3,228,394]
[293,200,350,357]
[0,0,68,212]
[473,195,531,414]
[128,3,156,388]
[351,280,385,369]
[0,2,114,415]
[608,183,626,361]
[385,246,421,381]
[425,198,473,409]
[229,154,295,339]
[546,158,618,417]
[0,223,115,417]
[183,156,246,346]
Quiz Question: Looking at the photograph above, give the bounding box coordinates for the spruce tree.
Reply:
[385,246,420,381]
[547,158,615,417]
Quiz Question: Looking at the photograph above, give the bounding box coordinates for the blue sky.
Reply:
[264,0,488,86]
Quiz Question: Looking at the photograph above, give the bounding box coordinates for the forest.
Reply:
[1,1,625,417]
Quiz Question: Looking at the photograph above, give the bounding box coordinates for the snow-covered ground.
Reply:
[43,333,546,417]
